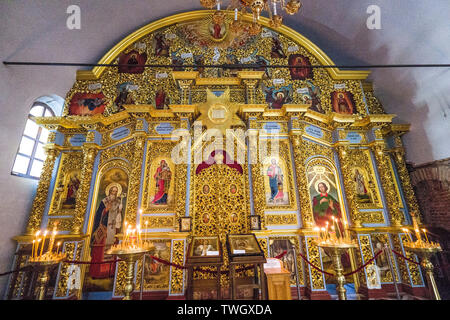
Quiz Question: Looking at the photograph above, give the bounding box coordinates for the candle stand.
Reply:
[106,247,150,300]
[316,241,357,300]
[402,214,443,300]
[28,255,66,300]
[403,244,442,300]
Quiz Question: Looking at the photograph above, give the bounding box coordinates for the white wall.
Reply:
[1,0,449,297]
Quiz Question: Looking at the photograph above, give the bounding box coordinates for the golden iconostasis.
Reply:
[7,10,426,300]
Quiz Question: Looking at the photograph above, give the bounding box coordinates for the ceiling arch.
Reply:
[76,10,370,81]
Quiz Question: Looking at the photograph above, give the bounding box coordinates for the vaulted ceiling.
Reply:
[1,0,449,164]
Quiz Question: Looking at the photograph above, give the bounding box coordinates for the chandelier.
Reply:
[200,0,302,33]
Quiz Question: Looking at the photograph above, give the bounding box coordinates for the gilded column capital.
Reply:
[242,79,260,104]
[178,79,194,105]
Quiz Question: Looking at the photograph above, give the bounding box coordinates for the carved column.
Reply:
[250,136,266,230]
[238,71,264,105]
[335,144,362,227]
[243,111,266,229]
[125,131,146,225]
[178,80,194,105]
[72,143,98,234]
[25,145,60,235]
[243,79,259,104]
[290,132,315,228]
[172,71,198,105]
[391,135,421,222]
[371,142,404,226]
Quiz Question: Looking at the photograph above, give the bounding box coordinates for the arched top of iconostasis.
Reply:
[64,10,371,117]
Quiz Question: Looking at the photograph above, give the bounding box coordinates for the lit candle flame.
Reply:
[422,229,430,243]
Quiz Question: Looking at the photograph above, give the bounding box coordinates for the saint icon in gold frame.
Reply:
[189,236,221,257]
[226,234,264,257]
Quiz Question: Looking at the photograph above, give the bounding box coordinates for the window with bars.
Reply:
[11,104,55,179]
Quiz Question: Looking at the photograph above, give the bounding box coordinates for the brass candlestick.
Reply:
[28,256,65,300]
[106,247,149,300]
[316,242,358,300]
[403,245,442,300]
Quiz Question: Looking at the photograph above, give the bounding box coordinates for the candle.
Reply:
[332,217,341,239]
[217,1,220,11]
[402,228,413,242]
[48,224,58,254]
[422,229,429,243]
[145,221,148,244]
[36,239,42,259]
[125,226,130,246]
[414,228,422,242]
[313,227,320,240]
[40,230,48,257]
[273,1,277,15]
[31,240,36,259]
[330,225,336,241]
[137,225,141,247]
[234,8,238,20]
[343,220,349,241]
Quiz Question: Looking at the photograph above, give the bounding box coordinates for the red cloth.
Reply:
[195,150,243,174]
[213,24,221,39]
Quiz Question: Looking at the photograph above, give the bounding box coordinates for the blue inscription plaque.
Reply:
[156,123,174,134]
[305,125,323,139]
[70,134,86,147]
[110,127,130,141]
[264,122,281,132]
[346,132,362,144]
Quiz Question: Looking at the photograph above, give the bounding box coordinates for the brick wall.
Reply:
[408,158,450,231]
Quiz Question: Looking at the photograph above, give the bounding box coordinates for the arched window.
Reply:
[11,103,55,179]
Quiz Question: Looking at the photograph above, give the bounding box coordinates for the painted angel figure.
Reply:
[114,82,135,109]
[153,33,170,57]
[263,84,293,109]
[271,36,286,58]
[306,80,324,113]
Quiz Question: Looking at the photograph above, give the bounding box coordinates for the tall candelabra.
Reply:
[314,217,358,300]
[402,216,442,300]
[28,223,66,300]
[29,258,65,300]
[106,221,151,300]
